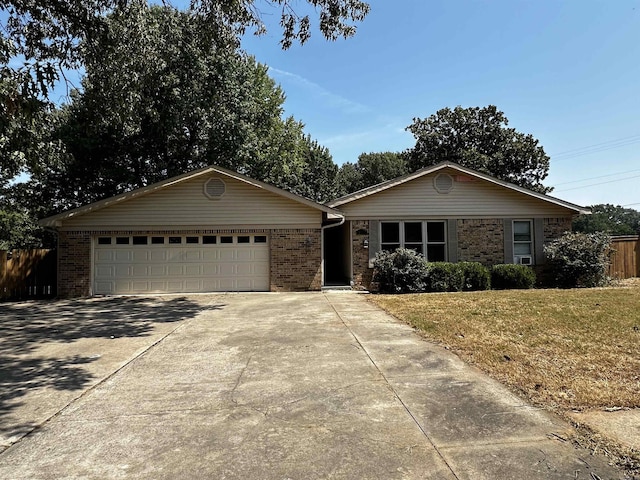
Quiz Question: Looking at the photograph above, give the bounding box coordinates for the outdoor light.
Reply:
[363,239,369,249]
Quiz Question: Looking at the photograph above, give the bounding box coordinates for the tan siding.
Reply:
[339,169,573,219]
[62,175,322,229]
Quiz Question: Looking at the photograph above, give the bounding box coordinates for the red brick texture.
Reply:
[57,231,92,298]
[351,220,373,290]
[457,219,504,266]
[269,229,322,292]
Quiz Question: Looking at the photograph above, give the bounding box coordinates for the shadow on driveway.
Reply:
[0,296,223,446]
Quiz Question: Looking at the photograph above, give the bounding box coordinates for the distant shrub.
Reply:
[544,232,612,288]
[424,262,464,292]
[458,262,491,291]
[491,264,536,290]
[373,248,428,293]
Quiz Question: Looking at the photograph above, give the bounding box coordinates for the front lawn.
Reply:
[370,280,640,412]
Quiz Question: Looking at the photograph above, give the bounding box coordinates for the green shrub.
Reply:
[373,248,428,293]
[458,262,491,291]
[491,264,536,290]
[544,232,612,288]
[424,262,464,292]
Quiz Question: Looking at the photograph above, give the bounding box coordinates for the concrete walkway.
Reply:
[0,293,624,479]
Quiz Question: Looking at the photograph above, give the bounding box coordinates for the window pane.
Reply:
[381,223,400,243]
[427,222,445,243]
[186,236,199,244]
[238,236,250,244]
[514,221,531,241]
[221,236,233,244]
[427,244,446,262]
[404,222,422,243]
[132,236,147,245]
[254,236,267,243]
[151,236,165,244]
[381,243,400,252]
[168,236,182,244]
[98,237,111,245]
[116,237,130,245]
[202,236,217,244]
[514,243,532,255]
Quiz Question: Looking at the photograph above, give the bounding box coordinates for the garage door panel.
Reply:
[115,265,132,276]
[150,250,167,262]
[94,235,269,294]
[96,251,115,262]
[184,251,202,261]
[114,251,133,262]
[167,265,183,275]
[184,265,201,275]
[149,265,166,276]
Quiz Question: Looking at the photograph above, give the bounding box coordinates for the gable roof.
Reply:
[327,161,589,214]
[40,165,343,228]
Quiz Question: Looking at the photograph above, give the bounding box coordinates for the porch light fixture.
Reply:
[363,239,369,249]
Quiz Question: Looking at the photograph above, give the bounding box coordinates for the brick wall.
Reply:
[269,229,322,291]
[457,219,504,266]
[544,217,572,241]
[351,220,373,290]
[57,231,92,298]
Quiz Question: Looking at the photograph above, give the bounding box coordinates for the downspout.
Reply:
[320,214,345,287]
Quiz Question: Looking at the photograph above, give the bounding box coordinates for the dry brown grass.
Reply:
[370,283,640,412]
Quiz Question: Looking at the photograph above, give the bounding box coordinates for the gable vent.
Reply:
[204,177,226,199]
[434,173,454,194]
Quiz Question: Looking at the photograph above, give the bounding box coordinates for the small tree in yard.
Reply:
[544,232,612,288]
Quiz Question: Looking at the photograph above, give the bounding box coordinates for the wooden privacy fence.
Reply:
[609,235,640,279]
[0,249,57,300]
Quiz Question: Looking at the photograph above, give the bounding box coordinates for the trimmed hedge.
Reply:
[491,264,536,290]
[374,250,494,293]
[458,262,491,291]
[424,262,464,292]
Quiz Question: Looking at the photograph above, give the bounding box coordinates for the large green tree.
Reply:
[573,204,640,235]
[336,151,406,196]
[1,0,369,101]
[27,5,340,213]
[405,105,552,194]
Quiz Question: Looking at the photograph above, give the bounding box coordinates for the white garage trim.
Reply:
[93,234,269,294]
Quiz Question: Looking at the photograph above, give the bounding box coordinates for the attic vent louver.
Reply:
[434,173,454,194]
[204,177,226,199]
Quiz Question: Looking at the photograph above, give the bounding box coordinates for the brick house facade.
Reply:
[43,162,586,297]
[348,217,574,291]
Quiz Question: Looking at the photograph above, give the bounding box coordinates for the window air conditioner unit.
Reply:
[514,255,533,265]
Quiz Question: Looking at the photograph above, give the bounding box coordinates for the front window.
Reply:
[513,220,533,258]
[381,222,400,251]
[426,221,446,261]
[380,221,446,261]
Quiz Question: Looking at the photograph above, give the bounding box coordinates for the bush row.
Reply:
[373,248,536,294]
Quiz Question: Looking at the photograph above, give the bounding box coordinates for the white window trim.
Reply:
[380,220,447,261]
[513,219,534,264]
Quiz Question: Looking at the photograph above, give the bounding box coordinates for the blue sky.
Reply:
[241,0,640,208]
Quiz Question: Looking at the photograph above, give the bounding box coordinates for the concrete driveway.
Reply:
[0,293,624,479]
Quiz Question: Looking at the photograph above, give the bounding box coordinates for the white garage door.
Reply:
[93,234,269,294]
